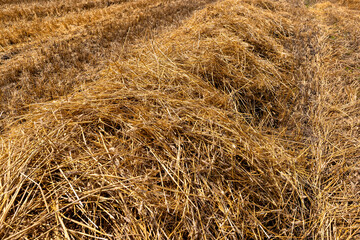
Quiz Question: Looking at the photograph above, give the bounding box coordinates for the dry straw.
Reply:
[0,0,217,119]
[0,0,359,239]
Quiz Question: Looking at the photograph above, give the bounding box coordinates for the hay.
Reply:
[0,0,359,239]
[0,0,217,118]
[340,0,360,10]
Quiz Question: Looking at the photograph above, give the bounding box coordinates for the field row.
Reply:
[0,0,129,23]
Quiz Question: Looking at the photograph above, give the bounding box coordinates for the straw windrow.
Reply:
[0,0,359,239]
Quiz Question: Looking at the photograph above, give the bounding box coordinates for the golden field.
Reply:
[0,0,359,239]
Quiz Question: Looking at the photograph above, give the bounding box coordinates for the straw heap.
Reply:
[0,0,359,239]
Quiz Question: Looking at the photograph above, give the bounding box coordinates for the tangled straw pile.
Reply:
[0,0,359,239]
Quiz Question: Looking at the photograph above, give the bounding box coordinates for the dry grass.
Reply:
[339,0,360,9]
[0,0,217,119]
[0,0,359,239]
[0,0,129,22]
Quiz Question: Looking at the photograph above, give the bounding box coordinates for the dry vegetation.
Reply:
[0,0,217,119]
[0,0,359,239]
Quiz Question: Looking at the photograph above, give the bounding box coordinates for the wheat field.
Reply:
[0,0,359,239]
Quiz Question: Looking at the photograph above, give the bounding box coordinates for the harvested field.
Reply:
[0,0,359,239]
[0,0,217,119]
